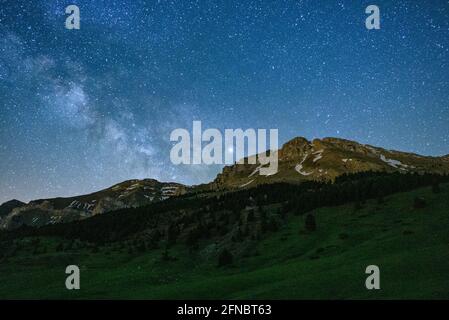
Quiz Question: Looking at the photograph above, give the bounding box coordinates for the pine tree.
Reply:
[218,248,233,267]
[432,182,441,194]
[305,214,316,232]
[413,197,426,209]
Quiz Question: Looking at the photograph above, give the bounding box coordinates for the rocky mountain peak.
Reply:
[279,137,310,160]
[0,199,26,218]
[211,136,449,190]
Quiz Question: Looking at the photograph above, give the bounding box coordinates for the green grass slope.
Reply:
[0,184,448,299]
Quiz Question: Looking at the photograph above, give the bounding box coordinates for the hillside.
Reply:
[0,181,448,299]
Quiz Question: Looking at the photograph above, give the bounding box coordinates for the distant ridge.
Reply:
[0,179,186,230]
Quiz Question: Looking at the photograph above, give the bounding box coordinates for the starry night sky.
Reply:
[1,0,448,203]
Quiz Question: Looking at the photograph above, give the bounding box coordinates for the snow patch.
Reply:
[126,183,141,191]
[313,154,323,163]
[380,154,413,171]
[380,154,403,168]
[295,153,314,176]
[144,195,155,201]
[162,186,178,196]
[312,149,324,162]
[162,186,178,191]
[240,179,255,188]
[248,166,261,177]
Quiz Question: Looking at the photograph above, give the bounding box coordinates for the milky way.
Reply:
[0,0,448,203]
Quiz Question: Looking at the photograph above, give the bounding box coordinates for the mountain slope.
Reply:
[211,137,449,190]
[0,179,186,230]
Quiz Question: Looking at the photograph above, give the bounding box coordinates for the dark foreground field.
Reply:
[0,183,448,299]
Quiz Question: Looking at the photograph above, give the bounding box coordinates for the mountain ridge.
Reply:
[210,136,449,190]
[1,136,448,230]
[0,179,186,230]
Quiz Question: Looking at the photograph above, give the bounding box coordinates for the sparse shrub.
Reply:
[353,200,362,211]
[280,204,289,219]
[65,241,74,251]
[413,197,426,209]
[186,228,200,251]
[268,216,279,232]
[376,195,385,205]
[432,182,441,194]
[161,246,170,261]
[137,242,146,252]
[246,210,255,222]
[293,205,302,216]
[91,246,99,253]
[339,233,349,240]
[305,214,316,232]
[166,223,179,245]
[56,242,64,252]
[218,225,228,237]
[218,248,233,267]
